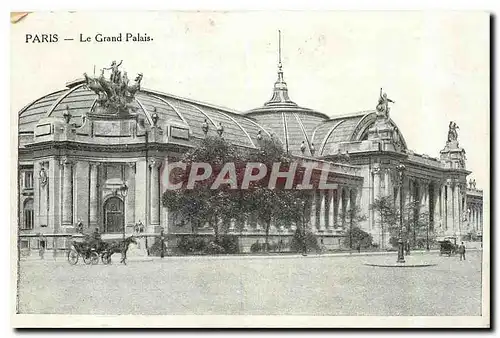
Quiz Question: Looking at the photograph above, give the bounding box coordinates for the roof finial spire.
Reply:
[278,30,282,70]
[277,30,284,81]
[263,29,296,107]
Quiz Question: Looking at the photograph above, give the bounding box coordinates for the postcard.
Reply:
[11,11,490,328]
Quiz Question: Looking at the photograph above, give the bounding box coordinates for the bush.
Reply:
[290,228,320,253]
[219,235,239,254]
[148,237,167,256]
[177,236,207,254]
[343,227,373,249]
[204,241,225,255]
[250,241,263,253]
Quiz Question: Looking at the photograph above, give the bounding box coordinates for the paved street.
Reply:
[17,251,483,316]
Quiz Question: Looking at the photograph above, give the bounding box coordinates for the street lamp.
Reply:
[396,164,406,263]
[118,182,128,239]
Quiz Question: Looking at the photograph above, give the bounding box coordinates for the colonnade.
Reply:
[309,186,358,232]
[467,202,483,232]
[370,165,468,238]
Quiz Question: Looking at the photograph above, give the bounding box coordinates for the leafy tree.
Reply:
[162,136,245,243]
[405,200,432,249]
[243,137,310,251]
[290,227,320,253]
[370,196,398,248]
[339,205,368,249]
[387,200,434,250]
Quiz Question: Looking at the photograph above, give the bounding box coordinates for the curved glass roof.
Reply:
[18,81,405,156]
[18,83,272,149]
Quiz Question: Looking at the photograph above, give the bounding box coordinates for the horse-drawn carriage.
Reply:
[438,236,458,256]
[67,234,137,265]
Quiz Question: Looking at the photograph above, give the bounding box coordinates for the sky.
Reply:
[11,11,489,187]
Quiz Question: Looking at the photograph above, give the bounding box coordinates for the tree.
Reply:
[370,196,398,248]
[386,200,434,250]
[339,205,368,250]
[162,136,245,243]
[405,200,432,249]
[243,137,310,251]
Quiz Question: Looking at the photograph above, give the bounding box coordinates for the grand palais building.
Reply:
[17,55,484,252]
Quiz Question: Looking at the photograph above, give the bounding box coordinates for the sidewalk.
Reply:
[19,248,482,263]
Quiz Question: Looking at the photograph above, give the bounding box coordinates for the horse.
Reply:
[101,236,138,265]
[126,73,143,97]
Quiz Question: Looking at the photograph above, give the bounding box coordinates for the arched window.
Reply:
[22,199,34,230]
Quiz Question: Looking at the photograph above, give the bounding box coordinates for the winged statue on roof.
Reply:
[83,60,143,115]
[447,121,459,143]
[376,88,395,118]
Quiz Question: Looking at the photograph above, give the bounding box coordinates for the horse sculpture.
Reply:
[82,62,143,115]
[101,236,138,265]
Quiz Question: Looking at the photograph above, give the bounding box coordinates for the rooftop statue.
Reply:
[447,121,459,142]
[83,60,143,115]
[376,88,394,117]
[216,122,224,137]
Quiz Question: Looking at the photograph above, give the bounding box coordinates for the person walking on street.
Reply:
[159,229,166,259]
[459,242,466,261]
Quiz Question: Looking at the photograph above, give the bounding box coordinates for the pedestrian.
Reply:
[76,219,84,233]
[38,240,45,260]
[160,229,165,259]
[357,243,361,253]
[458,242,466,261]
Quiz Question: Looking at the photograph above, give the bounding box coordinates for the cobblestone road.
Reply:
[17,251,483,316]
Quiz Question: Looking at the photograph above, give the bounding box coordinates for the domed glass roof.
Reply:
[18,80,273,149]
[244,55,331,156]
[18,62,407,157]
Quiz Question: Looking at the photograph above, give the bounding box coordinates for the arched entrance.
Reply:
[103,197,124,234]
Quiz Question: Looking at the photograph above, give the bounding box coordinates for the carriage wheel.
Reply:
[67,249,79,265]
[101,253,111,265]
[83,252,93,265]
[90,252,99,265]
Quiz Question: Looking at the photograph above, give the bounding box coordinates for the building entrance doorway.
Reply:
[103,197,124,234]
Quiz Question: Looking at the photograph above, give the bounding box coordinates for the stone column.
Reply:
[474,206,478,231]
[328,189,335,231]
[395,180,401,208]
[480,207,483,230]
[89,162,100,228]
[471,204,477,229]
[126,162,136,231]
[453,183,460,234]
[61,158,73,227]
[433,183,440,229]
[384,168,391,197]
[345,187,351,217]
[319,190,326,231]
[338,187,343,228]
[149,159,162,227]
[406,178,412,207]
[441,183,446,230]
[446,182,454,232]
[372,168,381,233]
[310,190,317,230]
[373,168,381,200]
[351,189,357,211]
[424,182,430,210]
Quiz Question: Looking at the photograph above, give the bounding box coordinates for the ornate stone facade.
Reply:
[17,61,484,252]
